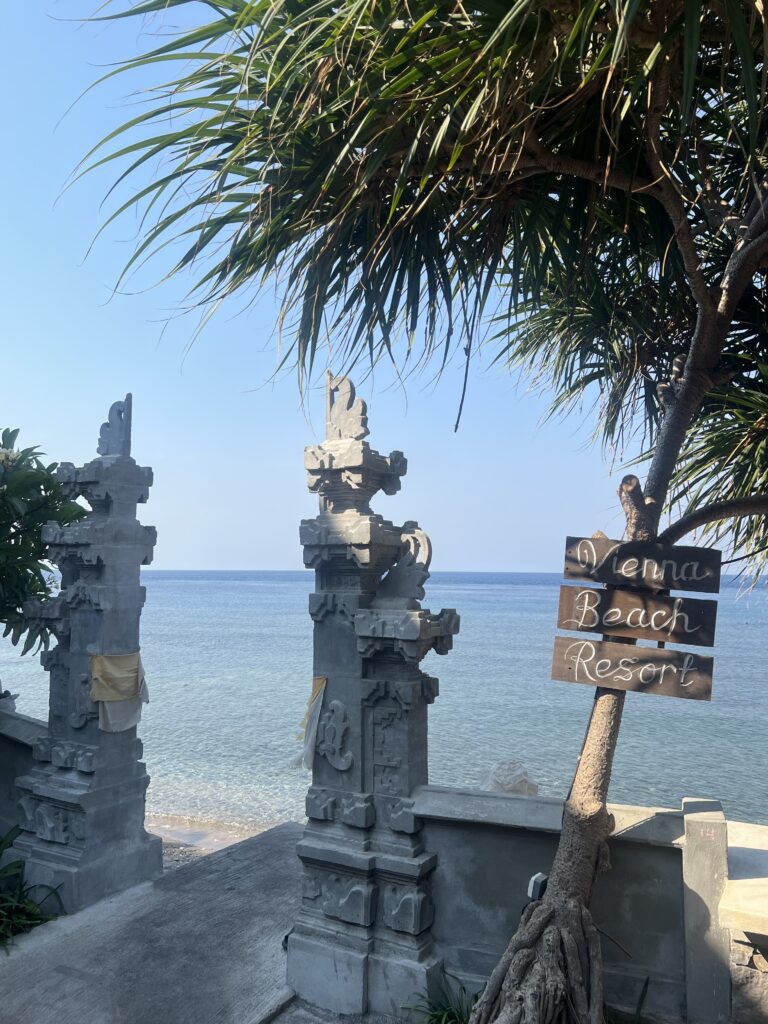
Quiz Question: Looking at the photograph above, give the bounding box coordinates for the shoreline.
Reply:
[146,813,284,872]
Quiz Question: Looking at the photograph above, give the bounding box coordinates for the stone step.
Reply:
[720,820,768,937]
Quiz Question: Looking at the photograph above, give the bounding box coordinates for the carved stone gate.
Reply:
[0,395,161,911]
[286,375,459,1014]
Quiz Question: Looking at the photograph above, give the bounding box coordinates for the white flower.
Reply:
[0,448,19,466]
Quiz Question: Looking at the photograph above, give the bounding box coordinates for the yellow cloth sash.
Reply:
[90,653,144,702]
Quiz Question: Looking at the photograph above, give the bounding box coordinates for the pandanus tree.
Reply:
[88,1,768,1020]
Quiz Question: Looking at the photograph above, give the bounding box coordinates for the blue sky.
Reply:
[1,4,636,570]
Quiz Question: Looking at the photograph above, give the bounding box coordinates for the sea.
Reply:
[1,571,766,830]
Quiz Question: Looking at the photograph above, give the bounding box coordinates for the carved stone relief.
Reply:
[381,883,434,935]
[301,870,377,927]
[373,707,404,795]
[316,701,354,771]
[321,873,377,927]
[306,787,336,821]
[340,793,376,828]
[18,795,36,832]
[373,524,431,608]
[326,376,369,442]
[97,393,132,457]
[35,803,69,844]
[388,798,420,835]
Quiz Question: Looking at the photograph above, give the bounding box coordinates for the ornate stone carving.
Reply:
[35,803,69,844]
[362,677,424,709]
[316,701,354,771]
[308,593,358,623]
[97,393,132,457]
[303,873,322,900]
[75,748,96,773]
[340,793,376,828]
[321,874,377,927]
[18,795,36,832]
[381,883,434,935]
[373,707,404,795]
[374,523,431,608]
[421,674,439,705]
[69,672,97,730]
[7,394,162,911]
[355,606,460,661]
[32,736,52,763]
[290,373,460,1016]
[306,787,336,821]
[326,375,369,441]
[50,741,78,768]
[388,798,420,835]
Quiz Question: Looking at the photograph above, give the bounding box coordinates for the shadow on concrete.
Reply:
[0,822,302,1024]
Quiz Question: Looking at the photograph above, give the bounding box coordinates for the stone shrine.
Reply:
[10,395,161,911]
[286,374,460,1015]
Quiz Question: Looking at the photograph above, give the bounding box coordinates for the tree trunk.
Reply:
[468,480,655,1024]
[467,695,625,1024]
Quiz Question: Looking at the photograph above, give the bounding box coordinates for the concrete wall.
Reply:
[0,707,47,836]
[413,786,732,1023]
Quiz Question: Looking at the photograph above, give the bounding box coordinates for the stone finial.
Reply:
[97,394,132,457]
[325,373,369,441]
[373,524,432,607]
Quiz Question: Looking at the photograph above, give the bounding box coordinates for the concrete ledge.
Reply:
[0,709,48,834]
[412,785,564,832]
[412,785,683,847]
[721,821,768,937]
[0,708,47,746]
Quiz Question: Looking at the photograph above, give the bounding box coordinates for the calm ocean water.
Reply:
[1,571,766,827]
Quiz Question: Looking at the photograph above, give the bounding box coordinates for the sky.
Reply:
[0,4,637,571]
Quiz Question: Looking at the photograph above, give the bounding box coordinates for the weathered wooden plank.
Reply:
[564,536,721,593]
[557,585,718,647]
[551,636,713,700]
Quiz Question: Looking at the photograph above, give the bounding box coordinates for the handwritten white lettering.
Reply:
[563,590,702,639]
[573,539,710,586]
[564,640,702,691]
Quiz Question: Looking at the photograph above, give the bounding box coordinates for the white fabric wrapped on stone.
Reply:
[89,653,149,733]
[292,676,326,769]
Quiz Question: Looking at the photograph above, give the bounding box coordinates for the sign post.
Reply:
[552,536,721,702]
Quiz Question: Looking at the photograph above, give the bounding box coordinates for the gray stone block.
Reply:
[287,933,369,1014]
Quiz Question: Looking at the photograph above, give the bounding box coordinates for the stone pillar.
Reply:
[11,395,162,912]
[682,798,732,1024]
[286,375,459,1017]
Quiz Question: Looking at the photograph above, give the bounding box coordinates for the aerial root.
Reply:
[468,899,604,1024]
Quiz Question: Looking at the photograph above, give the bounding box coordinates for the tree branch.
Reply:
[718,225,768,321]
[523,136,656,195]
[618,475,654,541]
[387,143,657,196]
[659,494,768,545]
[645,57,713,315]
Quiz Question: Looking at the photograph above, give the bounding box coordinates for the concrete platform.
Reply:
[0,822,302,1024]
[721,821,768,937]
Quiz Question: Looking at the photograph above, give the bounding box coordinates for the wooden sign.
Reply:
[564,536,721,593]
[551,636,713,701]
[557,585,717,647]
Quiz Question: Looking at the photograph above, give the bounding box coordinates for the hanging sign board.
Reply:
[551,636,713,701]
[552,535,721,702]
[556,585,717,647]
[564,536,721,593]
